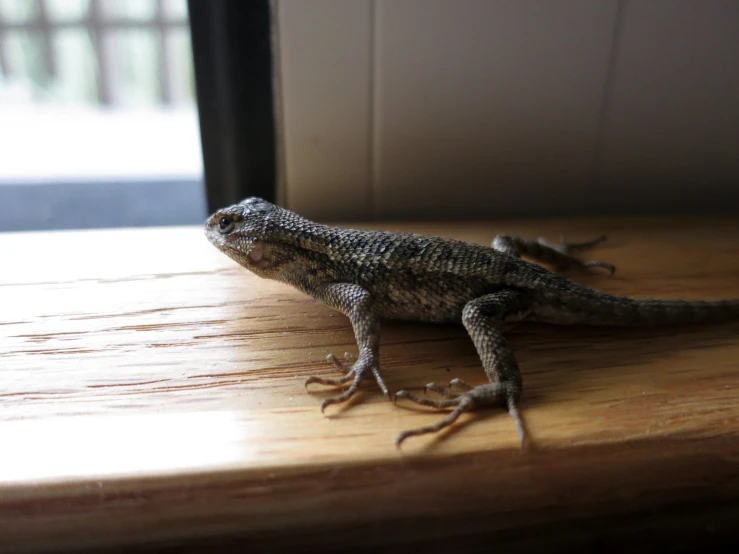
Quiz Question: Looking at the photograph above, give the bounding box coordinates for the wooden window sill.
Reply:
[1,217,738,552]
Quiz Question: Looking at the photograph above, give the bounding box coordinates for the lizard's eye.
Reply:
[218,216,236,234]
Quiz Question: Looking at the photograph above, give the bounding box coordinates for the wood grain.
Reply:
[1,218,738,553]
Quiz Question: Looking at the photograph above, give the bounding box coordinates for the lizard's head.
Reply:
[204,197,281,275]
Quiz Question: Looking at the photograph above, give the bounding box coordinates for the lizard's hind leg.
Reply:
[493,234,615,275]
[394,291,528,447]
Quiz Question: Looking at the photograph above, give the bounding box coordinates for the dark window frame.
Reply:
[188,0,277,214]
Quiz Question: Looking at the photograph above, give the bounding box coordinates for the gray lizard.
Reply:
[205,197,739,447]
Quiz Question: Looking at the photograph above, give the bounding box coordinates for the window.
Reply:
[0,0,206,231]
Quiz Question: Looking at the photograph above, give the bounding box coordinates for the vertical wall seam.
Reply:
[591,0,626,201]
[367,0,378,220]
[270,0,288,207]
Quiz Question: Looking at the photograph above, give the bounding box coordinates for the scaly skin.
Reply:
[205,197,739,447]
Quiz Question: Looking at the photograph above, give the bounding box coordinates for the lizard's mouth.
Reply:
[206,229,265,266]
[203,222,228,251]
[203,214,271,270]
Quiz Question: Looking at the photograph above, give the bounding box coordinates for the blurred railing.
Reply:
[0,0,193,105]
[0,0,204,232]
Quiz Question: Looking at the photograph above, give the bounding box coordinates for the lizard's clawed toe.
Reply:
[423,382,460,398]
[326,352,356,373]
[562,234,608,252]
[448,378,474,391]
[319,372,363,414]
[394,381,527,447]
[305,372,354,389]
[307,353,358,390]
[308,354,390,412]
[584,260,616,276]
[530,235,615,276]
[394,389,463,410]
[539,234,607,254]
[395,396,474,448]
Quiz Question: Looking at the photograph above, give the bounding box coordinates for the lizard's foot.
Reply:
[494,234,615,276]
[394,381,525,448]
[538,234,606,254]
[537,235,615,275]
[396,377,473,400]
[326,352,357,375]
[305,353,390,413]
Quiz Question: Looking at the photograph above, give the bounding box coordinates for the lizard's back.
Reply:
[274,220,519,323]
[269,211,739,328]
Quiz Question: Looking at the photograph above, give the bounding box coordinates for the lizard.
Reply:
[204,197,739,448]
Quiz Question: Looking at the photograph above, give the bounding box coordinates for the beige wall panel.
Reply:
[276,0,373,219]
[597,0,739,213]
[374,0,619,218]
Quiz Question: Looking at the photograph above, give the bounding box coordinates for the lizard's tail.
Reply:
[560,292,739,327]
[512,262,739,327]
[623,297,739,326]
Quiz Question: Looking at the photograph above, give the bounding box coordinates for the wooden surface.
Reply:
[1,218,738,553]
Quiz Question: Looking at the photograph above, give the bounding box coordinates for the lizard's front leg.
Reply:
[304,282,389,412]
[395,290,528,447]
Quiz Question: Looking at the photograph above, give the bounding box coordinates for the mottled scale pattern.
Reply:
[205,197,739,447]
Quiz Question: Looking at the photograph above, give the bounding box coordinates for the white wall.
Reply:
[274,0,739,220]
